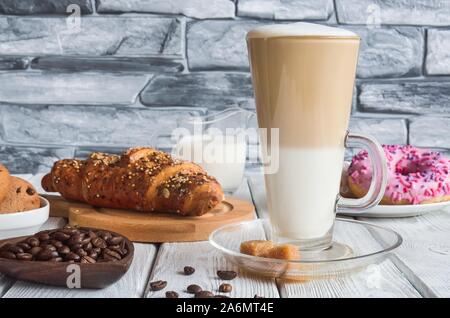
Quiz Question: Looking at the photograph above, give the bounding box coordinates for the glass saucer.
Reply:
[209,218,402,280]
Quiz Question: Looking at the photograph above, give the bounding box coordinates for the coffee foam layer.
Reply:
[247,22,358,39]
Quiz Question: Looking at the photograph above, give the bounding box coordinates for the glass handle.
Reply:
[336,132,388,213]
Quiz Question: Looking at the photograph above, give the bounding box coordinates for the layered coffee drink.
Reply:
[247,23,360,243]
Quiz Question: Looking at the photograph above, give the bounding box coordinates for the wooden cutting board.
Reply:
[43,195,255,243]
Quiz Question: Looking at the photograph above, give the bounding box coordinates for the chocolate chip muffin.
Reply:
[0,163,11,203]
[0,177,40,214]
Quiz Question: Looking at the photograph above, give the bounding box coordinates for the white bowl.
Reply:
[0,196,49,240]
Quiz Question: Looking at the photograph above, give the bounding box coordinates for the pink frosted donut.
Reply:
[348,145,450,205]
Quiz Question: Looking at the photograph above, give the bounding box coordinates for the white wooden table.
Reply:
[1,171,449,298]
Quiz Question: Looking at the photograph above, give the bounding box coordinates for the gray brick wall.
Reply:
[0,0,449,173]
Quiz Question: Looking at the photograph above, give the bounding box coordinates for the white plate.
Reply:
[0,196,49,239]
[339,162,450,218]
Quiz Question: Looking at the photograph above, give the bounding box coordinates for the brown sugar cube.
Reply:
[261,244,300,261]
[240,240,275,257]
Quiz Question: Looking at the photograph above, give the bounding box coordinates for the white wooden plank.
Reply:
[248,174,422,298]
[2,216,159,298]
[146,178,280,298]
[358,211,450,297]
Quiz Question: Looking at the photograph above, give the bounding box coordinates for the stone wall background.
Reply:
[0,0,449,173]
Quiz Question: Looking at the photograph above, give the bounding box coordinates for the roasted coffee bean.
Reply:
[40,244,56,252]
[81,255,96,264]
[102,254,118,262]
[80,237,91,246]
[29,246,42,256]
[51,232,70,241]
[26,237,40,247]
[16,253,33,261]
[187,284,202,294]
[37,249,59,261]
[38,233,50,241]
[108,236,123,245]
[165,291,179,298]
[61,228,78,235]
[150,280,167,291]
[108,245,124,256]
[0,251,16,259]
[0,243,13,251]
[68,234,83,246]
[57,245,70,255]
[195,291,214,298]
[217,270,237,280]
[88,230,97,239]
[48,240,64,248]
[69,243,83,250]
[100,232,112,241]
[76,249,87,257]
[16,242,31,251]
[184,266,195,275]
[88,251,98,259]
[92,237,107,249]
[7,245,24,254]
[93,247,102,254]
[84,242,93,252]
[103,248,121,260]
[214,295,230,298]
[65,252,81,262]
[219,283,232,293]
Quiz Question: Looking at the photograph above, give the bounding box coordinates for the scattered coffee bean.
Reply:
[219,283,232,293]
[187,284,202,294]
[150,280,167,291]
[195,291,214,298]
[165,291,179,298]
[217,270,237,280]
[184,266,195,276]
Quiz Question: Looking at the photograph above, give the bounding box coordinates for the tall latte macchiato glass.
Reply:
[247,23,387,252]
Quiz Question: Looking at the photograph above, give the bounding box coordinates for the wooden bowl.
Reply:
[0,227,134,289]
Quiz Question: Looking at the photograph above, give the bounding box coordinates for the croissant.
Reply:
[41,147,224,216]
